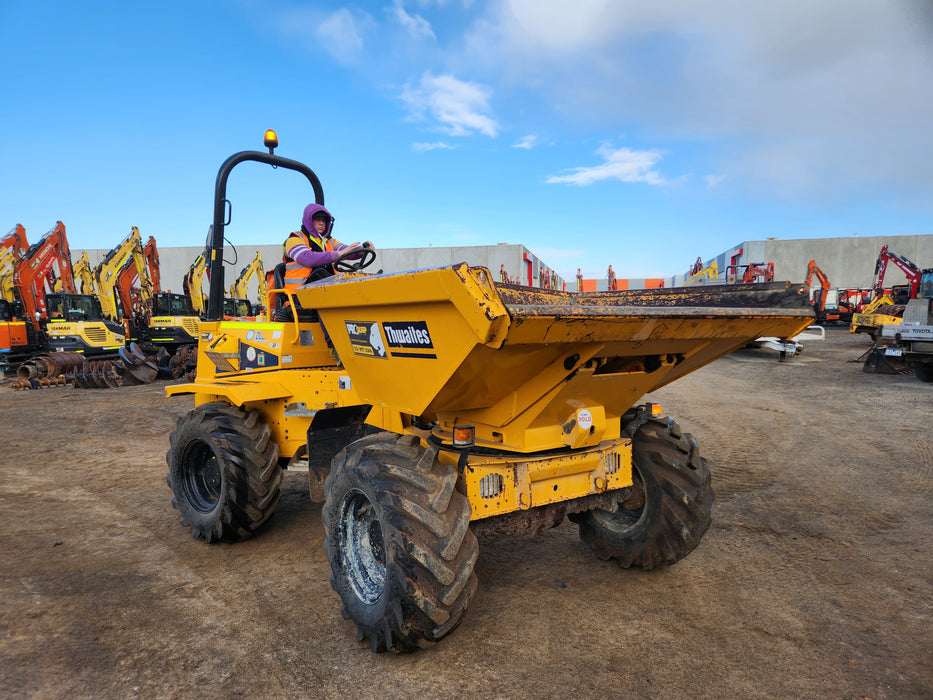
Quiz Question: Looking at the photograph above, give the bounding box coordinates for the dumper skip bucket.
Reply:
[296,264,813,452]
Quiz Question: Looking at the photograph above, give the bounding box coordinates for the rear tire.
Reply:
[166,401,281,543]
[911,362,933,382]
[323,433,477,652]
[571,416,713,569]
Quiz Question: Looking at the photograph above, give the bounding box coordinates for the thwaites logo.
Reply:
[382,321,437,359]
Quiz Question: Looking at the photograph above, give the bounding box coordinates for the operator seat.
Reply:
[273,262,320,322]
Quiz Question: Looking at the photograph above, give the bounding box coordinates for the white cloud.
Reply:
[412,141,457,152]
[705,174,726,189]
[314,9,367,63]
[388,1,436,40]
[547,144,666,186]
[511,135,539,149]
[270,7,372,64]
[466,0,933,199]
[400,72,499,137]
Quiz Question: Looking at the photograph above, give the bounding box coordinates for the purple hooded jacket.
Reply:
[284,203,355,268]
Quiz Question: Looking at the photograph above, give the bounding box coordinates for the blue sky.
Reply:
[2,0,932,282]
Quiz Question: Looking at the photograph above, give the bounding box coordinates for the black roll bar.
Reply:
[207,150,324,320]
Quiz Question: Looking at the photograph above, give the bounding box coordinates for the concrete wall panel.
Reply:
[72,234,932,303]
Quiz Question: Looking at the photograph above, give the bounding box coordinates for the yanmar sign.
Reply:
[382,321,437,359]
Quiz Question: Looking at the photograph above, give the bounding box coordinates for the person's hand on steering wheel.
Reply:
[332,242,377,273]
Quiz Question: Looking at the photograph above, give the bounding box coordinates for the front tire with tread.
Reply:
[323,432,478,653]
[166,401,281,543]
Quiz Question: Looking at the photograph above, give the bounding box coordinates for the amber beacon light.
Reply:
[264,129,279,153]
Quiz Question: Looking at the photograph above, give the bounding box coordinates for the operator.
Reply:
[281,203,374,292]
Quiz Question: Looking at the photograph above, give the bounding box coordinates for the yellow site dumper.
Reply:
[165,132,815,653]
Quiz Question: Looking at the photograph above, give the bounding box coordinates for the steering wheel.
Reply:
[333,244,377,273]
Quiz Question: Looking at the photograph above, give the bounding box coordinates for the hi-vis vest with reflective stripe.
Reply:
[282,229,334,292]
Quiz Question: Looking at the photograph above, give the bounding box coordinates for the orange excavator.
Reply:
[114,240,155,342]
[0,225,40,367]
[727,262,775,284]
[1,224,30,303]
[13,222,125,357]
[143,235,160,293]
[0,296,44,367]
[12,221,76,323]
[837,288,873,322]
[804,260,835,324]
[2,222,74,364]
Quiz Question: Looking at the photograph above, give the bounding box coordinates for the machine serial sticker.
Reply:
[381,320,437,359]
[346,321,387,358]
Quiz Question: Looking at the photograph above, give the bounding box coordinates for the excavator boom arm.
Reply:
[12,221,76,325]
[143,236,161,293]
[184,249,209,316]
[93,227,147,322]
[872,245,922,299]
[230,250,265,301]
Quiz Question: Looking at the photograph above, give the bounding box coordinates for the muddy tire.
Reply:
[911,362,933,382]
[166,401,281,543]
[323,432,478,653]
[570,416,713,569]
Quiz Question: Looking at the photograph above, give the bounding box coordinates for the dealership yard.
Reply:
[0,328,930,699]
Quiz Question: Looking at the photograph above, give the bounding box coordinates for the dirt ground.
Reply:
[0,328,930,699]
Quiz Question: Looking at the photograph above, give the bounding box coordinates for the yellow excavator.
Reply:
[685,259,719,286]
[164,132,815,653]
[227,250,265,316]
[72,251,97,295]
[94,227,147,324]
[148,247,206,356]
[183,248,209,316]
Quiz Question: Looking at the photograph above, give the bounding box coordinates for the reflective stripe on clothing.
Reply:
[283,260,311,292]
[282,229,336,292]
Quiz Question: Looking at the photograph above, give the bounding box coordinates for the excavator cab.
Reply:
[45,294,112,327]
[918,269,933,300]
[152,292,194,317]
[223,298,253,318]
[43,292,125,355]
